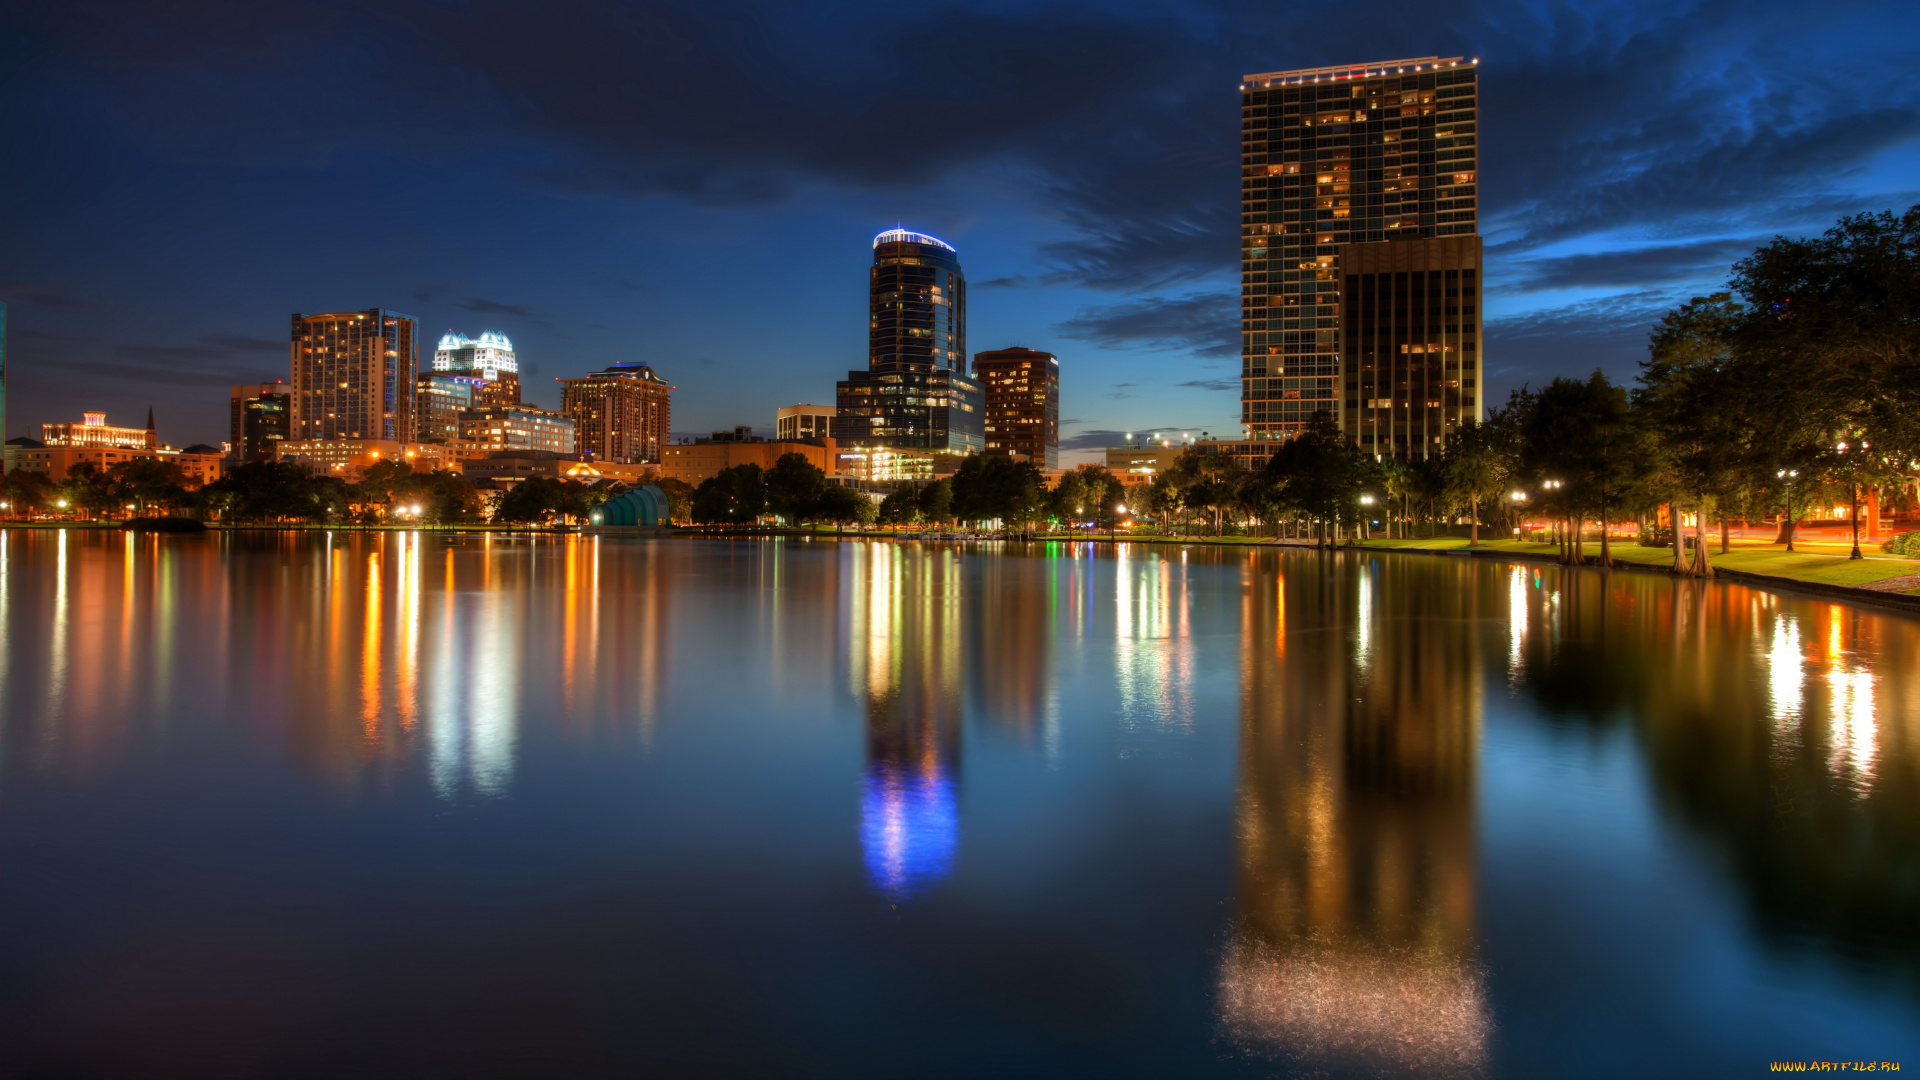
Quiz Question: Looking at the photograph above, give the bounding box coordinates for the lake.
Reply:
[0,530,1913,1078]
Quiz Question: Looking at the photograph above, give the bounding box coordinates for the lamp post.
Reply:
[1510,490,1527,541]
[1839,440,1867,560]
[1113,503,1126,542]
[1359,494,1374,541]
[1777,469,1798,551]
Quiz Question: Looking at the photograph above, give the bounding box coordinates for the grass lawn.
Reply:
[1359,535,1920,591]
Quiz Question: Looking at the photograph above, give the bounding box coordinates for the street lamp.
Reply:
[1359,494,1375,541]
[1777,469,1799,551]
[1838,439,1868,560]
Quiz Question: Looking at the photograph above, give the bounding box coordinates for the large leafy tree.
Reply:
[763,452,828,523]
[1260,411,1377,544]
[689,464,766,524]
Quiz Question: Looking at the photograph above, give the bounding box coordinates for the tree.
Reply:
[201,461,348,522]
[106,458,190,516]
[917,479,952,526]
[949,454,1047,532]
[815,485,872,532]
[763,452,827,523]
[1261,412,1376,544]
[690,464,766,524]
[877,482,920,525]
[1049,465,1124,529]
[1444,422,1504,548]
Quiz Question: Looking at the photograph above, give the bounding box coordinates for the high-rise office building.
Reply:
[415,373,486,443]
[290,309,418,442]
[558,361,673,463]
[434,330,521,407]
[972,347,1059,471]
[832,229,983,455]
[230,382,291,461]
[1239,56,1483,460]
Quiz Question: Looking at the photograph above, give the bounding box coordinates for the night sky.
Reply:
[3,1,1916,462]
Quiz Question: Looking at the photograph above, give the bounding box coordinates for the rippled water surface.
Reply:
[0,530,1915,1078]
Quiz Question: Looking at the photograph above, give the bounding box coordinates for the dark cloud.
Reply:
[0,279,87,309]
[1496,239,1753,294]
[1113,382,1136,388]
[1055,293,1237,358]
[199,334,284,352]
[4,0,1918,429]
[1062,425,1214,451]
[1177,378,1237,392]
[457,298,544,319]
[1104,392,1134,399]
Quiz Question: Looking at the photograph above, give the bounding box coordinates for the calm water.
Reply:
[0,531,1914,1078]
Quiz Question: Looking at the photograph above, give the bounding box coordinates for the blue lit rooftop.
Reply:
[872,229,955,252]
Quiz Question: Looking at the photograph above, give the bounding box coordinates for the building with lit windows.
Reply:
[43,410,157,450]
[457,403,575,456]
[230,382,291,461]
[776,403,835,442]
[290,309,417,443]
[433,330,521,407]
[1240,56,1483,460]
[972,347,1059,470]
[832,229,982,456]
[558,361,673,464]
[415,373,486,443]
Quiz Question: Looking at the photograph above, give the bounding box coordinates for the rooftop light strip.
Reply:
[872,229,956,252]
[1241,56,1472,86]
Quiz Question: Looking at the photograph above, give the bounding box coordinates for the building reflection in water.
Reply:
[1113,544,1194,734]
[849,543,963,901]
[1219,552,1490,1077]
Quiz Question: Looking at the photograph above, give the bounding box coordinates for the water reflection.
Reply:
[1219,553,1490,1077]
[851,543,963,900]
[1506,566,1920,976]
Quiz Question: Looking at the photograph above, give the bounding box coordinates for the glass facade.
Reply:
[230,382,291,461]
[290,309,417,442]
[1240,56,1482,459]
[414,374,483,444]
[833,230,983,454]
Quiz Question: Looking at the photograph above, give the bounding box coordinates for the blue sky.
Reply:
[2,0,1915,463]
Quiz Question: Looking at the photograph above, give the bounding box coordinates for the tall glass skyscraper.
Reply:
[1240,56,1483,460]
[833,230,983,454]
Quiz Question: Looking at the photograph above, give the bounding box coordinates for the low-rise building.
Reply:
[776,404,835,442]
[43,410,156,450]
[7,435,224,486]
[661,437,837,486]
[458,404,575,456]
[1105,444,1185,487]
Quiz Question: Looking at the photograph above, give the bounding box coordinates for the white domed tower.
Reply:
[432,330,521,406]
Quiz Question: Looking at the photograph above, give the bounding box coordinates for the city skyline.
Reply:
[1,3,1916,465]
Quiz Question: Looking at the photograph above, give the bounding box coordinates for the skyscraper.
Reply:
[290,309,418,442]
[1239,57,1483,460]
[230,381,291,461]
[558,361,673,464]
[434,330,521,408]
[972,347,1060,471]
[832,229,983,455]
